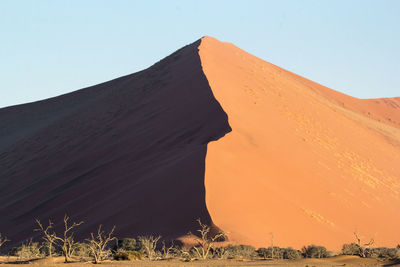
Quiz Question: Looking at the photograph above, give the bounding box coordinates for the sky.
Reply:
[0,0,399,108]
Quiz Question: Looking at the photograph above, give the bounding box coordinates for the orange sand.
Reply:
[199,36,400,250]
[1,36,398,252]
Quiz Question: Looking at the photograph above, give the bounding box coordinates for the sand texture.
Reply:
[0,36,399,250]
[200,36,400,249]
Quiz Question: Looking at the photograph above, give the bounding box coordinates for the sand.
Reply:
[0,36,399,252]
[199,36,400,250]
[0,255,397,267]
[0,40,230,249]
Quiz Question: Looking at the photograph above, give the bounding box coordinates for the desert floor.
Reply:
[1,256,399,267]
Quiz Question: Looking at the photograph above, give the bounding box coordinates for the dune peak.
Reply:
[0,37,399,252]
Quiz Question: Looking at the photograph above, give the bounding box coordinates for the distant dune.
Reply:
[0,37,399,250]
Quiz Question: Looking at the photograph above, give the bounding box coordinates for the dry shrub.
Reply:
[86,225,117,264]
[113,249,143,261]
[115,238,141,251]
[302,245,327,258]
[366,247,399,259]
[10,239,43,260]
[257,247,301,259]
[138,235,161,260]
[73,242,91,260]
[191,219,225,260]
[223,245,257,259]
[342,243,361,256]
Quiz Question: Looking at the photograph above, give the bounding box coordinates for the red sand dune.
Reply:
[0,39,230,249]
[200,36,400,250]
[0,36,399,250]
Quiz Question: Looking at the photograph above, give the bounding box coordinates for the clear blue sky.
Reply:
[0,0,399,108]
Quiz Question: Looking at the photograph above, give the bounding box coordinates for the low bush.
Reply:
[177,248,196,261]
[342,243,361,256]
[9,239,43,260]
[213,246,228,259]
[366,247,398,259]
[257,247,267,259]
[115,238,142,252]
[224,244,257,259]
[138,235,161,260]
[257,247,283,259]
[161,241,179,259]
[257,247,301,259]
[283,247,302,260]
[302,245,327,258]
[73,242,91,259]
[113,249,143,261]
[39,241,57,257]
[342,243,398,259]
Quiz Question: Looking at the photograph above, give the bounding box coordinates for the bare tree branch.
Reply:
[86,225,117,264]
[191,218,226,260]
[0,233,9,249]
[354,230,375,258]
[54,214,84,263]
[138,235,161,260]
[34,219,57,257]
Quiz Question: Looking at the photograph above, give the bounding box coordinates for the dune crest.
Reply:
[0,36,398,251]
[0,39,230,249]
[199,36,400,249]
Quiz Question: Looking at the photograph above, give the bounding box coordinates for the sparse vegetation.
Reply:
[86,225,117,263]
[353,230,374,258]
[366,247,398,259]
[0,233,9,250]
[0,218,399,265]
[342,242,361,256]
[222,244,257,259]
[191,219,226,259]
[213,246,228,259]
[115,238,141,252]
[72,242,91,260]
[302,245,327,258]
[9,239,43,260]
[258,247,281,259]
[342,242,399,259]
[283,247,302,260]
[34,219,57,257]
[138,235,161,260]
[257,246,302,259]
[113,249,143,261]
[112,237,145,261]
[161,240,179,259]
[54,215,84,263]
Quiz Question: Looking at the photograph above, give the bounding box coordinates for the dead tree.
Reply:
[138,235,161,260]
[86,225,117,264]
[0,233,9,249]
[54,214,84,263]
[161,240,177,259]
[34,219,57,257]
[270,232,275,259]
[192,219,226,260]
[354,230,374,258]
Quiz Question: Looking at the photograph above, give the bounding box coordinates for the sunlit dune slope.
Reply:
[199,36,400,250]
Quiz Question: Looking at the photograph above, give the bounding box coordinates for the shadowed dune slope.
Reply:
[0,39,231,249]
[199,36,400,250]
